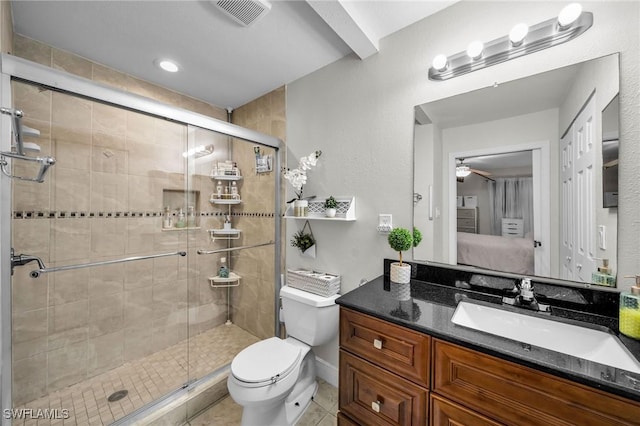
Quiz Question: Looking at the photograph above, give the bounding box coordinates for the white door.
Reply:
[561,95,597,282]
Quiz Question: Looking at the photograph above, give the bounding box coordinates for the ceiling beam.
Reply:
[306,0,378,59]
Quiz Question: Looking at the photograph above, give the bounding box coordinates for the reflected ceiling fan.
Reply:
[456,158,494,182]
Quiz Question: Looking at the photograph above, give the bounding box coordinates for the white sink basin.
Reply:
[452,300,640,374]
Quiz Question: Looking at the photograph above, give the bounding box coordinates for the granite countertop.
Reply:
[336,275,640,402]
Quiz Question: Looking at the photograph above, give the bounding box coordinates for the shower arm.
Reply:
[30,251,187,278]
[197,241,274,255]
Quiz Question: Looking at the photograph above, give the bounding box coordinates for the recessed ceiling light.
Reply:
[157,59,179,73]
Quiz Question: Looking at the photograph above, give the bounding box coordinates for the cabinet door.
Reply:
[340,350,427,426]
[340,308,430,386]
[431,394,502,426]
[433,339,640,426]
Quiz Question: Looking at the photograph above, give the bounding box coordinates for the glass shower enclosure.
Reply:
[0,54,281,425]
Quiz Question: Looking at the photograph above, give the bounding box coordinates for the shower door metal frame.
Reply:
[0,53,283,424]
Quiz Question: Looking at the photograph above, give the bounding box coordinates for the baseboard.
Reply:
[315,356,338,388]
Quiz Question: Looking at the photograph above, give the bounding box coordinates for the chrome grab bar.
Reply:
[30,251,186,278]
[197,241,274,255]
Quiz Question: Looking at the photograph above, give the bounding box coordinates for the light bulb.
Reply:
[466,40,484,60]
[432,54,448,71]
[509,23,529,46]
[558,3,582,29]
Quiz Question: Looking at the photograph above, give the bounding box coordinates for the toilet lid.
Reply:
[231,337,301,384]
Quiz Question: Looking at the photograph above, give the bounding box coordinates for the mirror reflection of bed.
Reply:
[456,151,535,275]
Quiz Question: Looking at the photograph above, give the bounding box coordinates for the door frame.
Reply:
[447,140,551,277]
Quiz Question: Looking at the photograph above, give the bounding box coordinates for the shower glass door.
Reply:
[184,125,278,393]
[9,80,190,425]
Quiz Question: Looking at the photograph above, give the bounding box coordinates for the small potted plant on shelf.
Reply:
[387,227,422,300]
[324,196,338,218]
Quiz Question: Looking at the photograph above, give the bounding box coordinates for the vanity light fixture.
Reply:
[428,3,592,81]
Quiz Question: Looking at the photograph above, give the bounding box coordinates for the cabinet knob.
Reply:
[371,400,382,413]
[373,338,383,350]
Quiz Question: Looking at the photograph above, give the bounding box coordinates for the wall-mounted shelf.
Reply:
[284,196,356,221]
[208,228,241,240]
[209,272,241,288]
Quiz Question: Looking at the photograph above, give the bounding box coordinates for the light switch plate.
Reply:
[377,214,393,233]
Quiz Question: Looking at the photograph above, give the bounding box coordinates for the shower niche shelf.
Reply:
[208,228,241,240]
[209,272,241,288]
[284,196,356,221]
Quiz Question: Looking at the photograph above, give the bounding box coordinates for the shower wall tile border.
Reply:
[13,211,277,219]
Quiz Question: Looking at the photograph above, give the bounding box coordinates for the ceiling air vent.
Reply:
[215,0,271,27]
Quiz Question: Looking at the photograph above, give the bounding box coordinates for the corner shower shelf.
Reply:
[209,272,241,288]
[209,198,242,205]
[210,174,243,181]
[208,228,241,240]
[161,226,201,232]
[284,196,356,221]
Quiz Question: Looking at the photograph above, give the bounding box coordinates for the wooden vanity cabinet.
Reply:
[339,308,430,425]
[339,307,640,426]
[433,339,640,426]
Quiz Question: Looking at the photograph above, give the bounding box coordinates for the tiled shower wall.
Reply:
[9,35,282,405]
[231,89,286,340]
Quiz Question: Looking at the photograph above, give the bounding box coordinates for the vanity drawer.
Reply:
[432,339,640,426]
[340,308,430,386]
[430,394,501,426]
[340,350,427,426]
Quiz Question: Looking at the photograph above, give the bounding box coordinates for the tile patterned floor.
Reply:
[12,324,260,426]
[188,378,339,426]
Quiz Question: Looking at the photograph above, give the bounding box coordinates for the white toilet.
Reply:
[227,285,339,426]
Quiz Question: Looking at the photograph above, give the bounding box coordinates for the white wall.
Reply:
[286,1,639,369]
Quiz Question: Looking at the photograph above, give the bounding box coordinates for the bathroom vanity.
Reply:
[336,262,640,425]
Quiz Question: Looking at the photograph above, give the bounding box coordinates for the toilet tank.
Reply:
[280,285,339,346]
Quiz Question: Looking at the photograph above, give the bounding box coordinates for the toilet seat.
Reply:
[231,337,302,387]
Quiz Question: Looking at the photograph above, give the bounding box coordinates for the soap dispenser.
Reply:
[619,275,640,339]
[592,258,616,287]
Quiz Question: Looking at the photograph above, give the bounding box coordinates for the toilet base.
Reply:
[239,379,317,426]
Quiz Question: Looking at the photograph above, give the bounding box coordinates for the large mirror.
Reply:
[413,53,620,287]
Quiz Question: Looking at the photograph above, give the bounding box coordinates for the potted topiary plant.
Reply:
[324,196,338,218]
[387,227,413,284]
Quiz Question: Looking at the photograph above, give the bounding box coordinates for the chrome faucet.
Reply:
[10,248,46,277]
[502,277,550,312]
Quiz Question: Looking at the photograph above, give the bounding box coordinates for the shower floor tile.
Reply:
[12,324,260,426]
